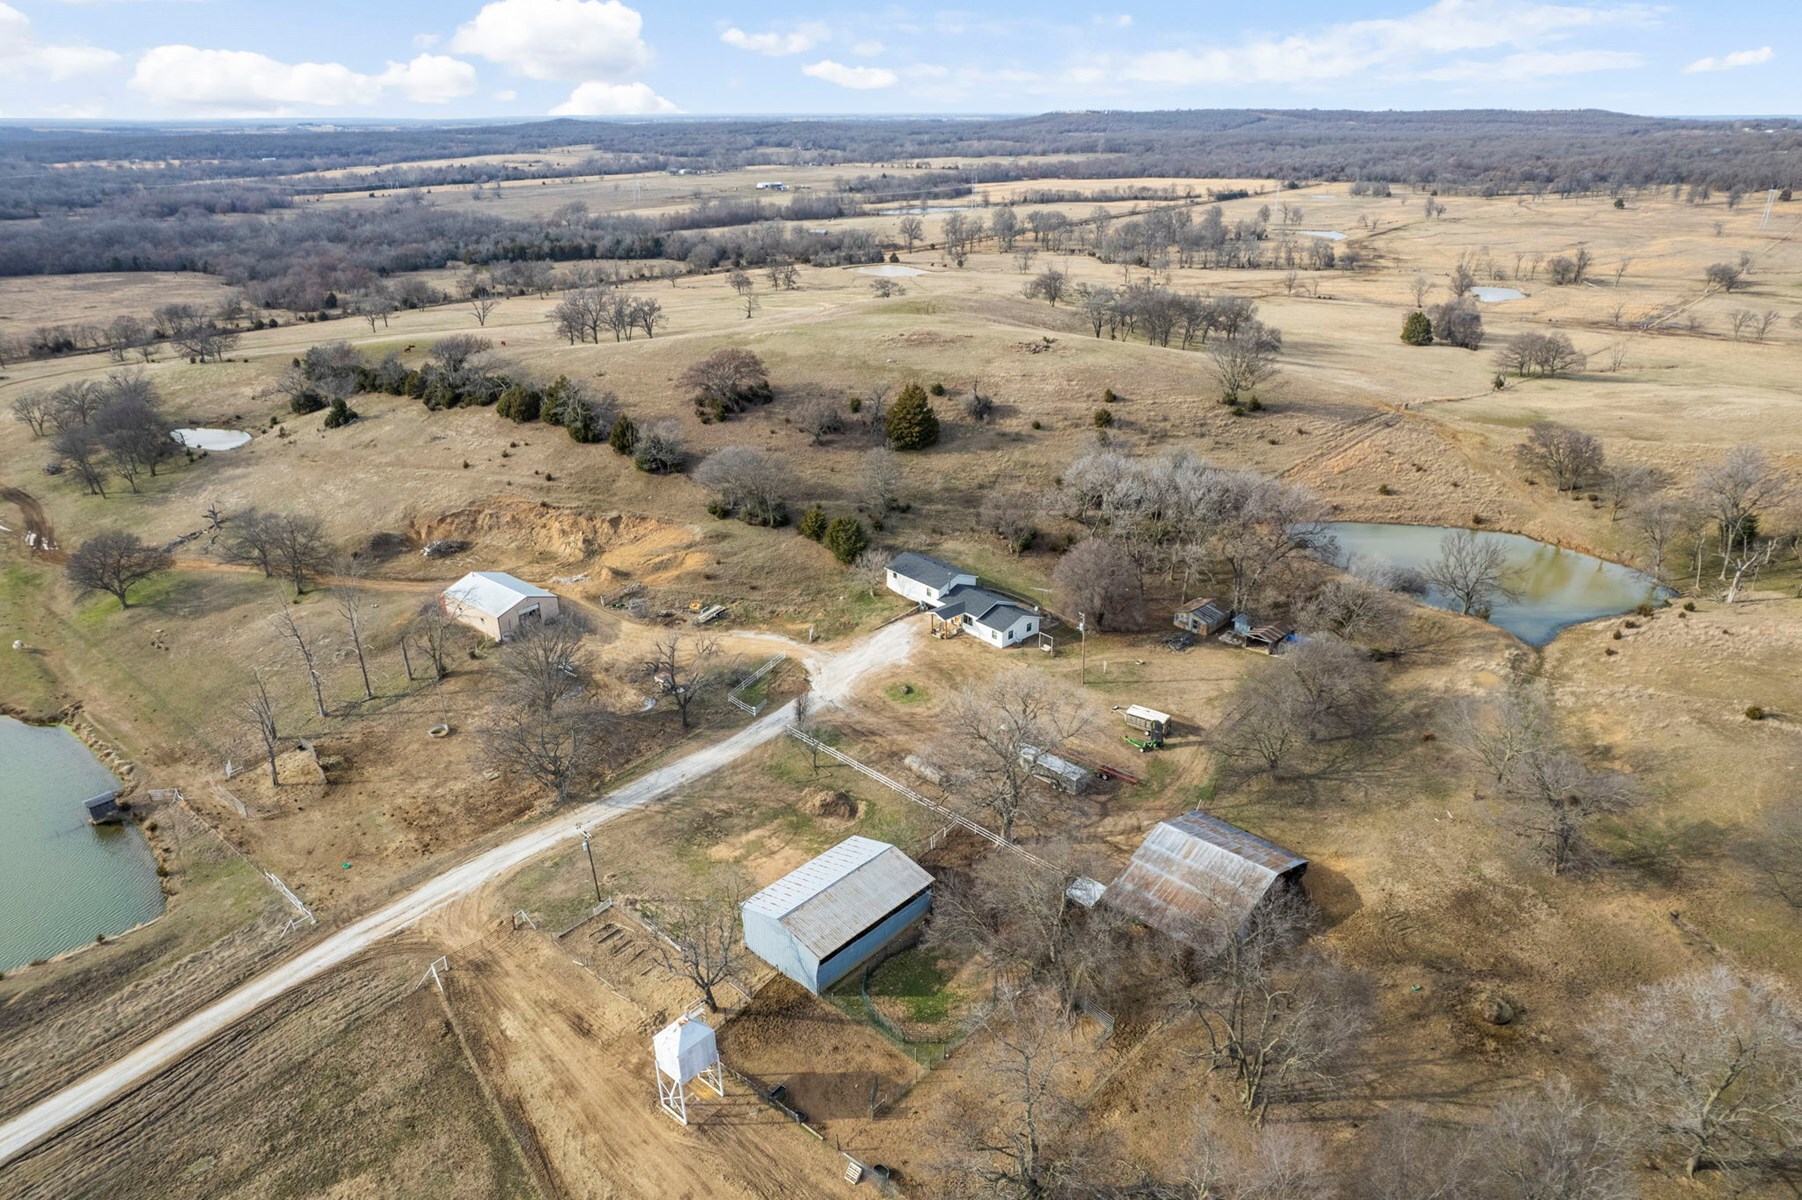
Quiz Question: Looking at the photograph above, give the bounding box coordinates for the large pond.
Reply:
[1322,523,1665,645]
[0,718,163,971]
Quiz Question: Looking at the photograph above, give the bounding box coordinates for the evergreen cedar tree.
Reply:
[1401,310,1434,345]
[885,383,940,451]
[824,516,870,564]
[798,507,829,542]
[608,413,638,454]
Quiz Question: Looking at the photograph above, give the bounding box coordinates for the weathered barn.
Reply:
[741,837,934,994]
[440,571,560,641]
[1174,598,1233,636]
[1105,811,1307,953]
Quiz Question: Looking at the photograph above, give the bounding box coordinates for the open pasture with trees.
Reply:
[3,111,1802,1198]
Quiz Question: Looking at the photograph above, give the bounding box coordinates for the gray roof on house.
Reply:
[887,552,970,591]
[743,837,933,960]
[938,585,1034,633]
[1106,811,1306,952]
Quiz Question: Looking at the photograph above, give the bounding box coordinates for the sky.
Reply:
[0,0,1793,122]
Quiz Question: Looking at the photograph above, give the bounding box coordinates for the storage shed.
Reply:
[440,571,560,641]
[1174,598,1233,636]
[1105,811,1307,954]
[741,837,934,994]
[1020,744,1091,794]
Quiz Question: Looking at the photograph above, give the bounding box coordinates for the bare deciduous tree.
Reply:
[1515,421,1604,492]
[980,486,1041,555]
[1422,529,1515,617]
[859,446,904,514]
[1051,538,1143,630]
[1588,966,1802,1178]
[936,989,1081,1198]
[241,669,281,787]
[897,215,924,252]
[1210,636,1389,777]
[480,697,606,806]
[272,605,328,720]
[938,673,1092,841]
[1409,273,1433,308]
[652,883,745,1012]
[498,617,587,713]
[1207,320,1283,406]
[335,577,376,701]
[1182,894,1370,1125]
[644,633,718,730]
[64,531,172,610]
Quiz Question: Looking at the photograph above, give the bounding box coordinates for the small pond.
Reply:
[876,205,978,215]
[1469,286,1526,304]
[0,718,164,971]
[172,427,251,451]
[1297,230,1347,241]
[855,265,927,277]
[1322,522,1666,645]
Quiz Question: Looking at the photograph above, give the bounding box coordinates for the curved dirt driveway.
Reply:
[0,619,919,1167]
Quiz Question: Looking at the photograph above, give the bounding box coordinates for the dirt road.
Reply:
[0,483,58,558]
[0,618,920,1167]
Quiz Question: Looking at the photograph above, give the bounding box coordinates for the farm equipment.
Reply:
[1124,735,1161,753]
[1119,705,1171,751]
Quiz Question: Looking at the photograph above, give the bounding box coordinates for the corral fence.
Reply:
[784,728,1051,872]
[727,653,787,716]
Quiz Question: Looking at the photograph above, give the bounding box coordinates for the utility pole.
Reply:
[1078,613,1088,685]
[579,827,602,904]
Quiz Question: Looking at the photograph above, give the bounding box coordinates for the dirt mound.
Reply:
[409,498,684,566]
[800,788,857,820]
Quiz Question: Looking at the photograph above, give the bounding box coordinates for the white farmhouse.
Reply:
[885,552,978,607]
[440,571,560,641]
[886,551,1040,649]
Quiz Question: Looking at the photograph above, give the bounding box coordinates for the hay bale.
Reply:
[800,788,857,820]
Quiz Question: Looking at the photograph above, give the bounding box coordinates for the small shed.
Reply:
[1020,744,1091,795]
[742,837,934,994]
[1122,706,1171,738]
[1245,623,1296,654]
[440,571,560,641]
[1174,598,1233,636]
[886,552,978,608]
[1105,811,1307,954]
[84,792,122,824]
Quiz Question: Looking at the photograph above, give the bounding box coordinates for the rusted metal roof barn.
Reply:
[1105,812,1306,953]
[741,837,934,993]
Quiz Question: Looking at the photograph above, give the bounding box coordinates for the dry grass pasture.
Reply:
[2,168,1801,1196]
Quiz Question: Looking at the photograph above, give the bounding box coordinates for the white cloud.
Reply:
[1096,13,1133,27]
[412,32,441,50]
[851,40,885,57]
[1682,46,1774,73]
[129,46,475,114]
[0,3,121,79]
[451,0,649,81]
[550,80,678,114]
[379,54,477,103]
[1120,0,1658,86]
[720,22,829,56]
[802,59,898,89]
[1425,49,1642,82]
[493,88,519,101]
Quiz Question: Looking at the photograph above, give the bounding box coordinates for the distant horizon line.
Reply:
[3,108,1800,129]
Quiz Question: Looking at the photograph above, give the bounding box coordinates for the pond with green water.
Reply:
[0,717,163,971]
[1322,522,1666,645]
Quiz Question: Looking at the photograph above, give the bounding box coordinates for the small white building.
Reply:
[440,571,560,641]
[653,1014,724,1125]
[886,552,978,608]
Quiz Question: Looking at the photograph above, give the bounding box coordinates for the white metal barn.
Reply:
[440,571,559,641]
[741,837,934,994]
[1105,811,1307,953]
